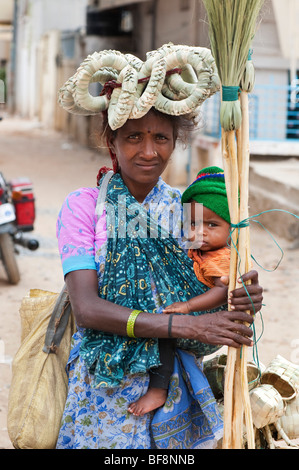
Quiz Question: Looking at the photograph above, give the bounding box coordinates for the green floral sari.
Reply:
[80,173,222,388]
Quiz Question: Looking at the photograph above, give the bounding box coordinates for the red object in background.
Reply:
[10,178,36,231]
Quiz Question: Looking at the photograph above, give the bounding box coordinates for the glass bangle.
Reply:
[126,309,142,338]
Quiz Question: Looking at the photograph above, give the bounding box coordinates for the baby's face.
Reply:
[189,201,231,251]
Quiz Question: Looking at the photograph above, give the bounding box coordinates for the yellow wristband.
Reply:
[126,309,142,338]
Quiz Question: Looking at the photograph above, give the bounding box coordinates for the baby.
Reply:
[165,165,231,314]
[128,166,231,416]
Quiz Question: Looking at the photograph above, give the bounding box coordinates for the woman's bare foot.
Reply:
[128,387,167,416]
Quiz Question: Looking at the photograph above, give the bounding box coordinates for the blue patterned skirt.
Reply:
[56,333,223,449]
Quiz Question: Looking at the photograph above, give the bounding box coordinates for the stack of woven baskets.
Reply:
[203,354,299,448]
[249,355,299,448]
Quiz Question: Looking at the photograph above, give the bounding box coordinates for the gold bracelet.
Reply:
[126,309,142,338]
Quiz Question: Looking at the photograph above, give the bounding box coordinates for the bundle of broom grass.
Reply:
[202,0,264,449]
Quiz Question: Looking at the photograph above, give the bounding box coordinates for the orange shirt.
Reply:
[188,246,230,289]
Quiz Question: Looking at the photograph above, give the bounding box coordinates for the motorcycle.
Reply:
[0,172,39,284]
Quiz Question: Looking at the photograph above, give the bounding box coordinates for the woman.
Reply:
[56,46,263,449]
[56,108,262,449]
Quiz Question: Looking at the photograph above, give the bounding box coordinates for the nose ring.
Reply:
[154,151,158,156]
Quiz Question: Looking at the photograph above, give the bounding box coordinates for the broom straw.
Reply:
[234,90,255,449]
[203,0,264,449]
[237,46,257,450]
[221,131,239,448]
[222,128,243,449]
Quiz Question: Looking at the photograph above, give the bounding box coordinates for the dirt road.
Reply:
[0,116,298,449]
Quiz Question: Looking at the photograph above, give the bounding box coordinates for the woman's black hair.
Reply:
[101,107,199,148]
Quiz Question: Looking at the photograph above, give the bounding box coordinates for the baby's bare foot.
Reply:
[128,388,167,416]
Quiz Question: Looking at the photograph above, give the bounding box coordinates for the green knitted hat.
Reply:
[181,166,230,223]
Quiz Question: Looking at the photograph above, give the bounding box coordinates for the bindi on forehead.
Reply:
[146,127,160,134]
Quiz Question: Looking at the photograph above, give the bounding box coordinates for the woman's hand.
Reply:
[170,270,262,349]
[175,309,254,349]
[221,270,263,313]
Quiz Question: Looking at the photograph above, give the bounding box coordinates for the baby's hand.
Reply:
[163,302,190,314]
[219,275,229,286]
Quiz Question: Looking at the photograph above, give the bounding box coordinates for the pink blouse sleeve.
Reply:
[56,187,107,276]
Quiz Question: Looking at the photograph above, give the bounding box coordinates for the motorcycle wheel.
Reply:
[0,233,20,285]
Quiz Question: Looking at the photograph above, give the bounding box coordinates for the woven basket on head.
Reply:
[261,355,299,401]
[249,384,285,429]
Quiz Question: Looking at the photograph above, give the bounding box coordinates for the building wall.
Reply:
[13,0,87,118]
[136,0,206,59]
[0,0,14,23]
[0,0,14,107]
[244,0,293,142]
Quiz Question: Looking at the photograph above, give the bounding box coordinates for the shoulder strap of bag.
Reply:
[43,285,72,354]
[95,170,114,218]
[43,170,114,354]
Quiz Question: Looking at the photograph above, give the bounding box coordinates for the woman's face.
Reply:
[108,111,175,201]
